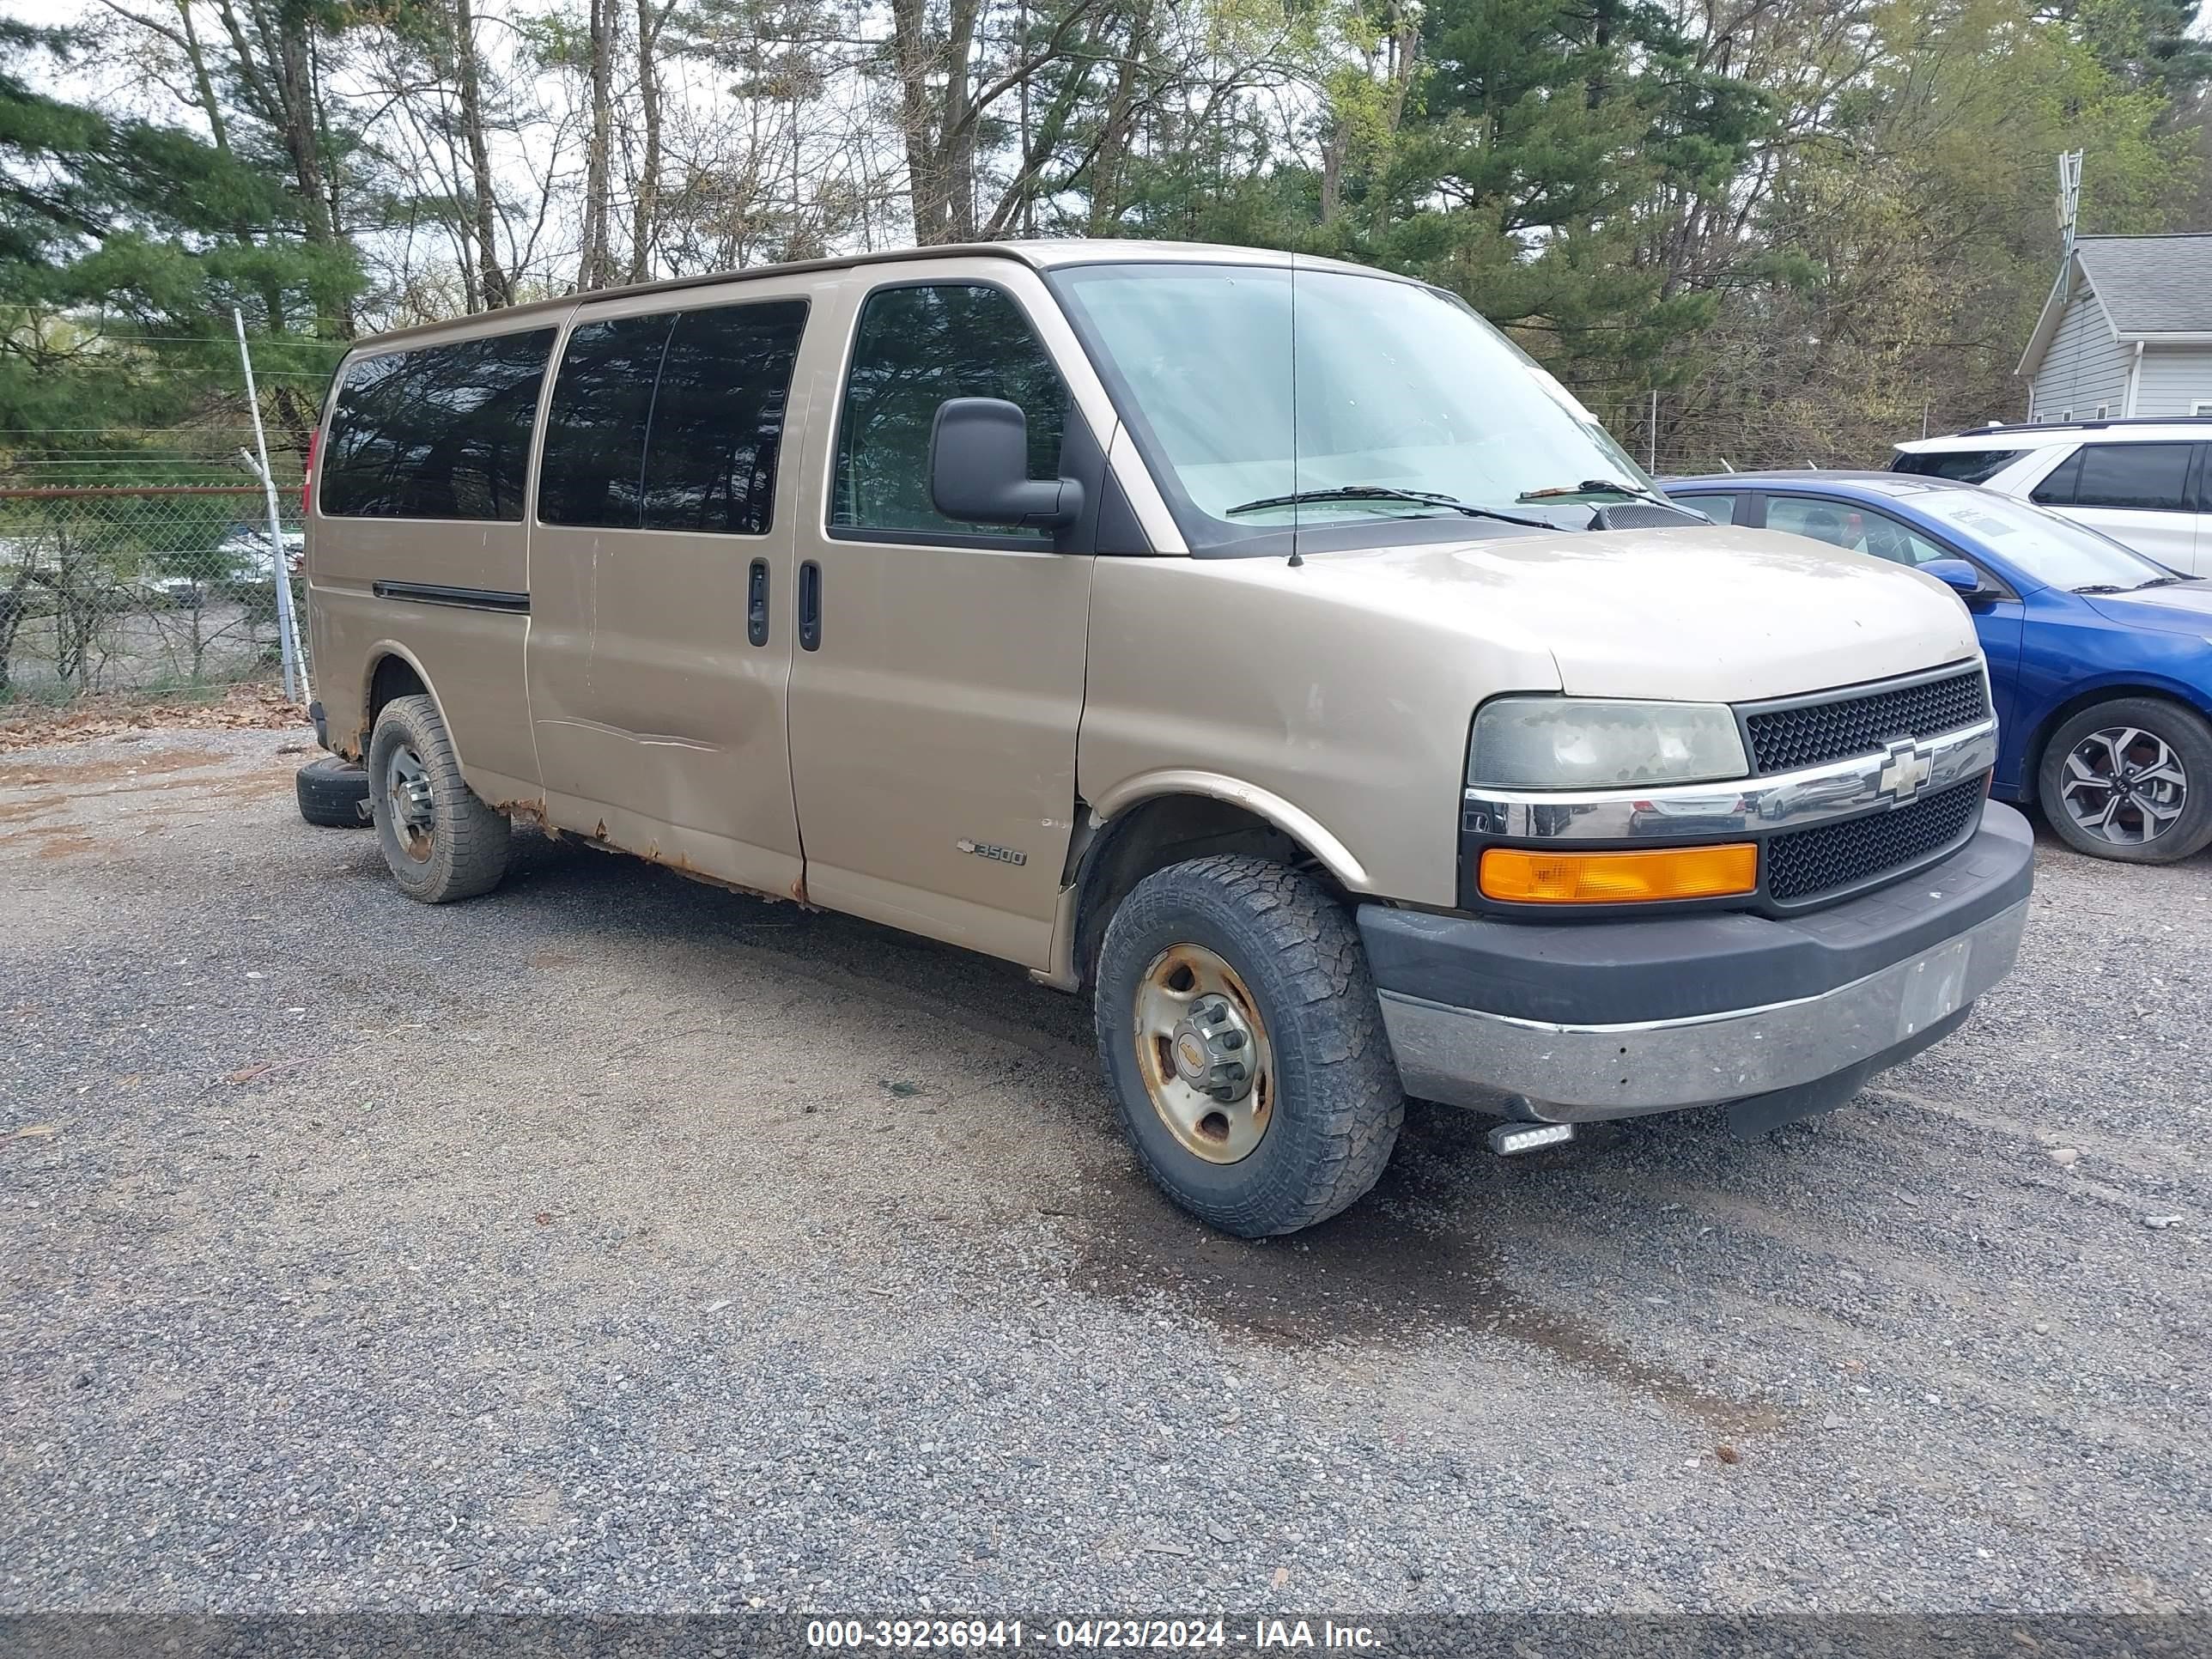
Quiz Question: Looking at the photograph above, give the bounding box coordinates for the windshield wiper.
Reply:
[1518,477,1683,511]
[2132,575,2185,589]
[2070,584,2128,594]
[1224,485,1553,531]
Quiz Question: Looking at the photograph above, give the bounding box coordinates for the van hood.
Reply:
[2083,580,2212,636]
[1282,525,1984,702]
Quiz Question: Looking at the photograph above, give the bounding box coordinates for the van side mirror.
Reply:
[929,398,1083,531]
[1923,558,1992,605]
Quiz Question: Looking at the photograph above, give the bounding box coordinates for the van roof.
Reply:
[348,240,1408,355]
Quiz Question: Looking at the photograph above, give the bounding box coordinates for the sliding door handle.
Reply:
[797,559,822,652]
[747,559,769,647]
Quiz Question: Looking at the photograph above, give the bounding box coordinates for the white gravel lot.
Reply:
[3,726,2208,1614]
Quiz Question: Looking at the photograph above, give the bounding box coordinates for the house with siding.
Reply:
[2017,233,2212,422]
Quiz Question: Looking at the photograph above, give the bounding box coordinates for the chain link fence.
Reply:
[1587,382,2010,482]
[0,484,306,702]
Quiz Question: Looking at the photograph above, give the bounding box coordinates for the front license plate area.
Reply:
[1897,937,1972,1040]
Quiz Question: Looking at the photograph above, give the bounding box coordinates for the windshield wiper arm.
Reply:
[1518,477,1682,510]
[2070,584,2128,594]
[1224,485,1553,530]
[2133,575,2185,589]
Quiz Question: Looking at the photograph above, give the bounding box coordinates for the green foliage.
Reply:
[0,0,2206,495]
[0,21,356,477]
[1122,0,2205,461]
[1655,0,2206,467]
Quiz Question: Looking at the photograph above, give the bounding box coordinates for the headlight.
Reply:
[1470,697,1747,790]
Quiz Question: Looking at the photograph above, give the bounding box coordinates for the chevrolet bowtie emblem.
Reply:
[1878,738,1933,803]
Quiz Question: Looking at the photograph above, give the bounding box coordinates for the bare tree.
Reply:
[451,0,513,306]
[577,0,617,288]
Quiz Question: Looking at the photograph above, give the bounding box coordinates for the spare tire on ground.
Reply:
[296,756,371,828]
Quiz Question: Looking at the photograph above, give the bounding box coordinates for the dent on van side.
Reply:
[303,240,2032,1238]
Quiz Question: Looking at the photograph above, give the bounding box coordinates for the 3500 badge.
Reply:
[957,838,1029,866]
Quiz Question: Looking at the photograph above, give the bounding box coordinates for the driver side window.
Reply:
[830,283,1067,542]
[1766,495,1951,567]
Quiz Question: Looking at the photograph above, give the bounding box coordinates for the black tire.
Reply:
[1094,854,1404,1237]
[2036,696,2212,865]
[366,693,512,902]
[295,756,370,829]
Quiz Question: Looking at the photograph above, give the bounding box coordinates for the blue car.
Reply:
[1665,471,2212,864]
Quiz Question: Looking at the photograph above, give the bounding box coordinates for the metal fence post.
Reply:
[1648,388,1659,473]
[233,308,309,704]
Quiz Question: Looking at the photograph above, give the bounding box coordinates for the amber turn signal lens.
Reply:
[1479,843,1758,904]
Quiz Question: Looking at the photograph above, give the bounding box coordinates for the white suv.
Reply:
[1890,419,2211,574]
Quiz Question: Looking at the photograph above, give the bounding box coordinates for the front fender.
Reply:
[1085,769,1373,892]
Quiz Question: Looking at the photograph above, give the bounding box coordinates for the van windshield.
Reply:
[1051,261,1653,555]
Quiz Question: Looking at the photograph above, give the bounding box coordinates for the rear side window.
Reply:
[642,300,808,535]
[538,300,808,534]
[831,283,1067,541]
[2045,442,2195,512]
[1764,495,1857,547]
[2030,449,2082,505]
[538,314,672,528]
[1890,448,2023,484]
[320,331,554,520]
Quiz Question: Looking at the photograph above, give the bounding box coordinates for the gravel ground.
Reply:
[3,726,2208,1615]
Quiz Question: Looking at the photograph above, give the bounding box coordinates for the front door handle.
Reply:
[798,559,822,652]
[747,559,769,647]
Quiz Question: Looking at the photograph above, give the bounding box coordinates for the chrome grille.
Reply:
[1744,671,1988,775]
[1765,780,1984,903]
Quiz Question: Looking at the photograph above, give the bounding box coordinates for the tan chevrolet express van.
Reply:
[304,240,2033,1237]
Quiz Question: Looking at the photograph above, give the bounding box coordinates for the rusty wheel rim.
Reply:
[385,743,435,864]
[1133,943,1273,1165]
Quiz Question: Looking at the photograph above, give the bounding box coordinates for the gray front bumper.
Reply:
[1377,897,2027,1120]
[1364,799,2035,1122]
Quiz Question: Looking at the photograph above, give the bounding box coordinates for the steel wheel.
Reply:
[1132,943,1275,1164]
[2057,725,2188,847]
[383,741,437,863]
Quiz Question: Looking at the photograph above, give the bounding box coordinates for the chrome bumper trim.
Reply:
[1377,896,2029,1120]
[1463,719,1997,842]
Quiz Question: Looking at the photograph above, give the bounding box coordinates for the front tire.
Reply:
[2037,697,2212,864]
[1094,855,1404,1237]
[367,694,512,902]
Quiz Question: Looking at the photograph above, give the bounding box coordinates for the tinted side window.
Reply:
[538,314,673,528]
[2030,449,2082,505]
[1890,448,2022,483]
[321,331,553,520]
[642,300,808,535]
[832,283,1066,540]
[2070,442,2194,512]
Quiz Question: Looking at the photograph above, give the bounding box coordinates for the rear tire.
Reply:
[2037,697,2212,864]
[1094,855,1404,1237]
[367,694,512,902]
[295,756,370,829]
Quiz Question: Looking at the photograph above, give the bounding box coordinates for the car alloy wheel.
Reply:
[2058,725,2187,847]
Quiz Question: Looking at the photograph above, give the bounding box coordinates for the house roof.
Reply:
[2075,234,2212,333]
[2015,233,2212,379]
